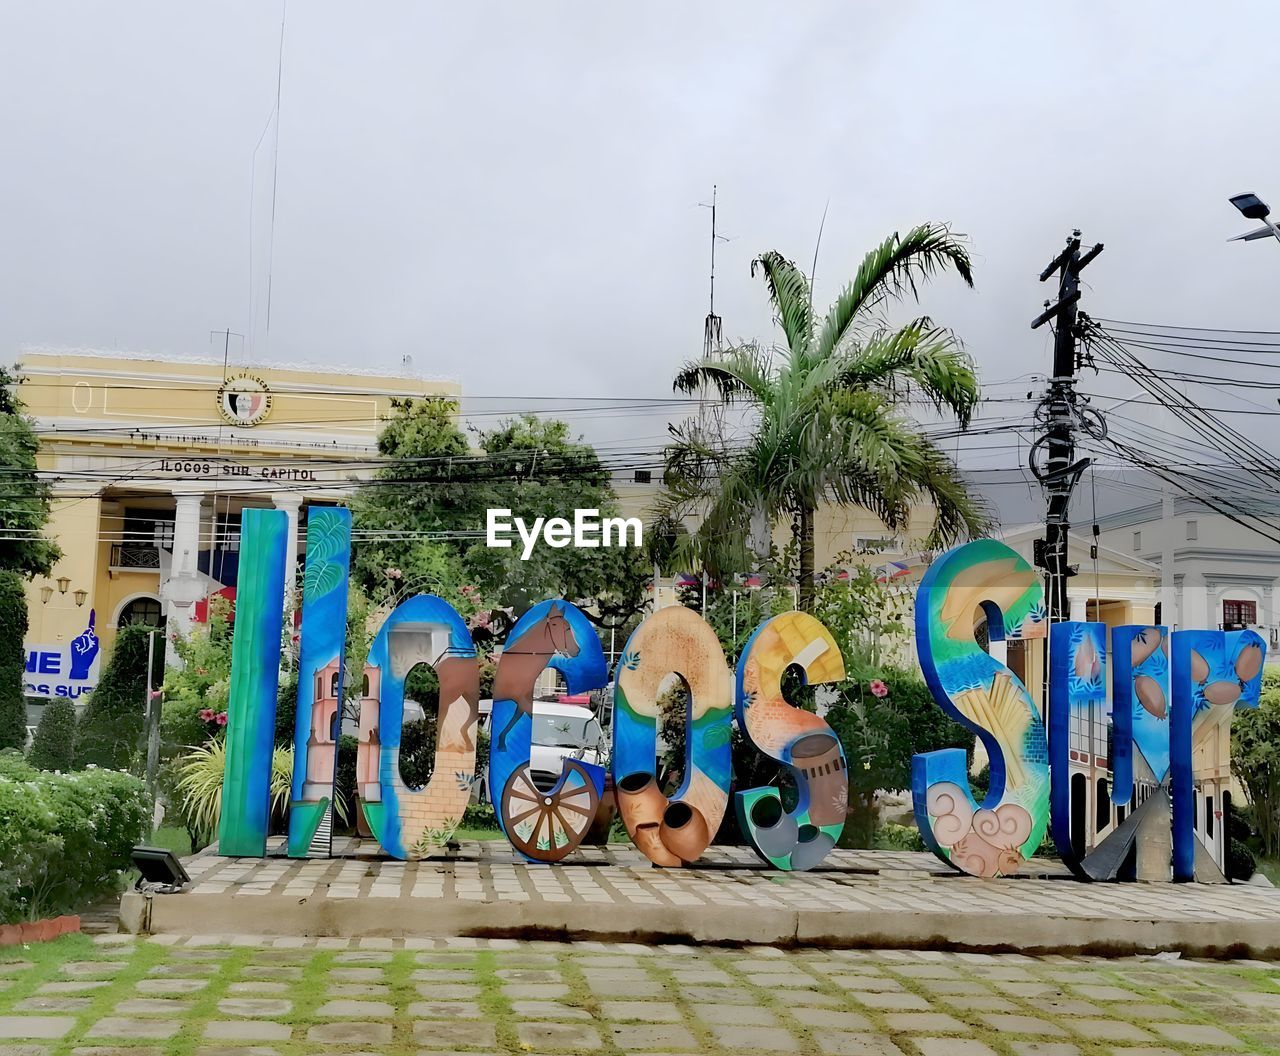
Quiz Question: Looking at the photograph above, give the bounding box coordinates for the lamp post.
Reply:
[1228,192,1280,246]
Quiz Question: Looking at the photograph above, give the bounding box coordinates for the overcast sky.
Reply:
[3,1,1278,485]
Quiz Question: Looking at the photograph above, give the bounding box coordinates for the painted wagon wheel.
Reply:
[501,761,600,863]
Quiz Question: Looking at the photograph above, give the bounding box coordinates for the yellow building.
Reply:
[16,347,457,724]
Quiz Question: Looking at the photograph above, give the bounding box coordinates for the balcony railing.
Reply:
[110,543,161,570]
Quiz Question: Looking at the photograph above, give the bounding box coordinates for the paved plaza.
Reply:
[118,840,1280,958]
[3,930,1280,1055]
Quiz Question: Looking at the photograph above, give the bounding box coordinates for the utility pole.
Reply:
[1030,231,1104,625]
[143,627,162,818]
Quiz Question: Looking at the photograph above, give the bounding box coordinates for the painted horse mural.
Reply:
[492,602,579,753]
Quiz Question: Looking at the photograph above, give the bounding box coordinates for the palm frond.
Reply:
[828,319,980,427]
[672,345,774,404]
[815,223,974,360]
[751,251,813,356]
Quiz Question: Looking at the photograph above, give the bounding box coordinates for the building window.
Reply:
[216,514,241,553]
[1186,519,1198,541]
[117,597,163,628]
[855,535,900,553]
[1223,599,1257,631]
[123,508,175,549]
[1132,531,1141,552]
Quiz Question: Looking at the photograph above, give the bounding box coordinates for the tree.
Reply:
[0,576,28,752]
[0,366,60,751]
[462,415,651,621]
[27,697,76,771]
[353,402,650,626]
[350,397,473,601]
[664,224,986,609]
[1233,670,1280,858]
[76,624,163,770]
[0,366,59,579]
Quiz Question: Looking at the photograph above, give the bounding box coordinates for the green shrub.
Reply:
[275,675,298,748]
[462,802,497,830]
[827,669,970,847]
[27,698,76,771]
[77,624,163,770]
[0,750,149,922]
[159,598,231,757]
[0,573,29,752]
[1227,838,1257,882]
[874,822,926,852]
[171,739,295,851]
[335,734,358,834]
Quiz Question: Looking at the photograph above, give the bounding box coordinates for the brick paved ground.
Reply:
[124,840,1280,955]
[3,932,1280,1055]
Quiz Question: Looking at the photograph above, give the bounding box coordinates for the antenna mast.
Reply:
[699,185,728,439]
[704,184,723,355]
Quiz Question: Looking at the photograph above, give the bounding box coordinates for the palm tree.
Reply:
[663,222,988,610]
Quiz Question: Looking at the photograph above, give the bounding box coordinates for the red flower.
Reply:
[869,679,889,699]
[215,712,228,726]
[199,708,215,722]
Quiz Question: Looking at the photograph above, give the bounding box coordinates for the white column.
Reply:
[1184,572,1210,630]
[163,492,204,648]
[273,494,303,604]
[1068,594,1087,622]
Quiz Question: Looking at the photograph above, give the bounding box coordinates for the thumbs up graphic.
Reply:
[69,610,100,681]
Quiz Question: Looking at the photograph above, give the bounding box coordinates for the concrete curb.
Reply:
[118,888,1280,959]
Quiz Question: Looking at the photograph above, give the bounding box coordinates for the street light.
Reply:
[1228,192,1280,245]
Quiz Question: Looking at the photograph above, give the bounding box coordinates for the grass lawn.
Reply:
[451,827,506,842]
[1255,855,1280,885]
[143,824,194,857]
[2,931,1279,1054]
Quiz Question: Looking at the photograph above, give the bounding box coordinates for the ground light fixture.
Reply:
[1228,191,1280,244]
[130,846,191,894]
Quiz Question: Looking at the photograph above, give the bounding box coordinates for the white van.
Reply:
[476,698,607,796]
[528,700,607,791]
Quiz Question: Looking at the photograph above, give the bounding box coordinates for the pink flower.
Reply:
[199,708,215,722]
[215,712,228,726]
[869,679,889,699]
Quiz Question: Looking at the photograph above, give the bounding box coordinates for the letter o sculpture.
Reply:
[612,606,733,867]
